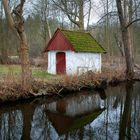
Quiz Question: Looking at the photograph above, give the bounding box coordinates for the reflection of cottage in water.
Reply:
[46,92,105,135]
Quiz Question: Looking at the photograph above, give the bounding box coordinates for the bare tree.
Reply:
[116,0,140,79]
[52,0,86,31]
[2,0,31,90]
[86,0,92,29]
[32,0,52,44]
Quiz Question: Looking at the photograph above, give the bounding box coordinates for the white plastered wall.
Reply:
[47,51,57,74]
[47,50,101,75]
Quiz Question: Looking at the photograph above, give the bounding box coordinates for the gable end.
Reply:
[44,29,75,52]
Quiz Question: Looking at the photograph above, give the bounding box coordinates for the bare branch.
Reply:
[97,11,118,24]
[52,0,79,26]
[126,18,140,29]
[132,1,140,16]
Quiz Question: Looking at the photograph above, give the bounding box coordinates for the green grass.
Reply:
[0,65,54,79]
[0,65,21,76]
[31,67,54,79]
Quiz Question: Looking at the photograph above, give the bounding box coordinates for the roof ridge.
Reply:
[60,28,90,34]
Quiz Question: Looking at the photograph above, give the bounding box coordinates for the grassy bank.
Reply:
[0,64,127,104]
[0,64,54,80]
[1,64,139,104]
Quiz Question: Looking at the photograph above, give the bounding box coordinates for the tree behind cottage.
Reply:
[2,0,31,90]
[52,0,92,31]
[90,0,140,79]
[116,0,140,79]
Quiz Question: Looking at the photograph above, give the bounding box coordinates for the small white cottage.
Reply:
[44,28,106,75]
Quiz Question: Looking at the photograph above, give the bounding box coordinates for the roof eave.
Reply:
[75,50,106,53]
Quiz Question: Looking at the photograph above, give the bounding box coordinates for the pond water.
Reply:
[0,82,140,140]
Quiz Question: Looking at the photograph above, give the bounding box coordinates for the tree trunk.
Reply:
[1,44,9,64]
[78,0,84,31]
[122,28,134,78]
[2,0,32,90]
[46,19,52,39]
[116,0,134,79]
[19,31,31,90]
[12,1,32,90]
[87,0,91,30]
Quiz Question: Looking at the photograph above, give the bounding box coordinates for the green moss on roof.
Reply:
[61,29,106,53]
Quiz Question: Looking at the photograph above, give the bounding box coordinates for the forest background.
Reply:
[0,0,140,66]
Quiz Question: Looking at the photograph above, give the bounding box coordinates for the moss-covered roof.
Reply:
[61,29,106,53]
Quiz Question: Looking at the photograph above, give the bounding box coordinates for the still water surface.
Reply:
[0,82,140,140]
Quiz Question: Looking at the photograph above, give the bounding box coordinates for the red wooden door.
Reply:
[56,52,66,74]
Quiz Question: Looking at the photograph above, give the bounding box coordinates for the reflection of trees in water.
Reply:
[0,110,23,140]
[119,82,140,140]
[90,86,125,140]
[0,83,140,140]
[21,105,35,140]
[31,105,51,140]
[84,83,140,140]
[132,82,140,138]
[119,82,133,140]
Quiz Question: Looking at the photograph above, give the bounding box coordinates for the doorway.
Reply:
[56,52,66,74]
